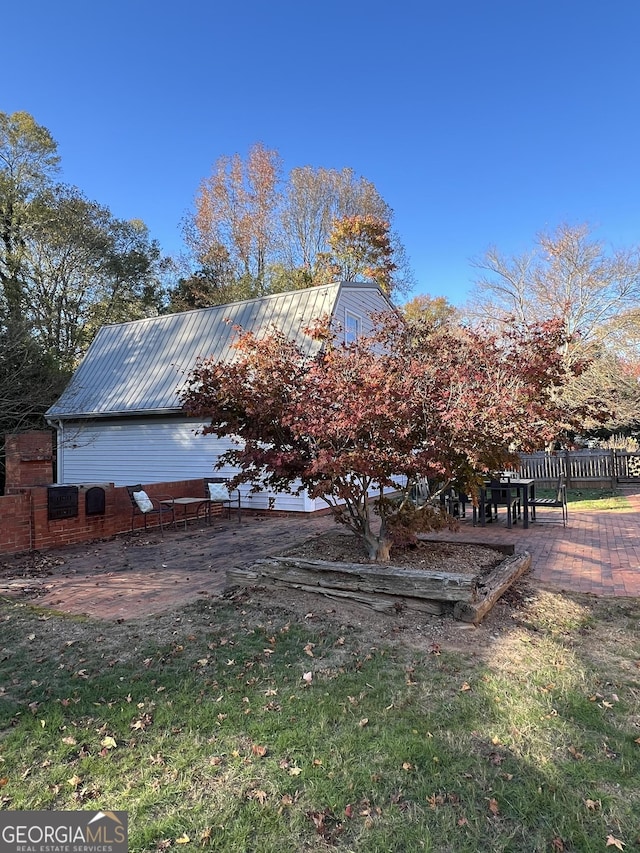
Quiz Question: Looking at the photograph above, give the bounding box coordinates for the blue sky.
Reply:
[5,0,640,305]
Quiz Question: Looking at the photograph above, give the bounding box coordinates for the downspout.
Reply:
[56,420,64,484]
[45,418,64,485]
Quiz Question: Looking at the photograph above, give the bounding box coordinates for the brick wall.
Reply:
[0,478,224,557]
[0,492,32,553]
[1,432,232,555]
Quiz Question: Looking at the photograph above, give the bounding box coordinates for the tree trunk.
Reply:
[361,529,392,562]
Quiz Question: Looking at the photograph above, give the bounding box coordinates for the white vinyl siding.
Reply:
[334,285,391,342]
[56,417,308,512]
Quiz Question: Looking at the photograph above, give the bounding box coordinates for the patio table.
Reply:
[476,478,536,529]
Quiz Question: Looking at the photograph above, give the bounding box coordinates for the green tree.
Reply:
[22,187,164,369]
[0,111,59,328]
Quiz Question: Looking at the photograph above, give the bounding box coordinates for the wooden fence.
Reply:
[517,450,640,488]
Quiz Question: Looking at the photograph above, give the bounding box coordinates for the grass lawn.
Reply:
[535,488,633,512]
[1,584,639,852]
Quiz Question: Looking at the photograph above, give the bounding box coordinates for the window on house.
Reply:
[345,311,361,344]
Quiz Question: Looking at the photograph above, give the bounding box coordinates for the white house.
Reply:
[46,281,395,512]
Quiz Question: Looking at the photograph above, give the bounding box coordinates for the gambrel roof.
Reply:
[46,281,392,420]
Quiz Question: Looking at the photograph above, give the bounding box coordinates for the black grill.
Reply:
[47,486,79,520]
[85,486,106,516]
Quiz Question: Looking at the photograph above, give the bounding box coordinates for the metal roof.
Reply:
[46,282,352,420]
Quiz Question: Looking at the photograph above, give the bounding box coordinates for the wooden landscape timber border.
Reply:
[227,550,532,624]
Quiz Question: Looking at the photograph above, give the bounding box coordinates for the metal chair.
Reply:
[126,485,176,535]
[439,486,468,518]
[204,477,242,522]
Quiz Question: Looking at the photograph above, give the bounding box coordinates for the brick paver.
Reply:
[0,513,334,620]
[424,487,640,597]
[1,491,639,621]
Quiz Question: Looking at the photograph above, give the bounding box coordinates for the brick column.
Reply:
[4,430,54,490]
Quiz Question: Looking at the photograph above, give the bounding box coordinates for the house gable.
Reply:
[45,282,395,496]
[46,281,393,422]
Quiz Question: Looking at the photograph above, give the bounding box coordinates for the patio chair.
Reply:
[409,477,432,506]
[529,475,568,526]
[488,480,521,528]
[439,485,468,518]
[204,477,242,522]
[126,485,176,535]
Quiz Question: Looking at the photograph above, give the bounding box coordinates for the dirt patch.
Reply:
[282,530,504,577]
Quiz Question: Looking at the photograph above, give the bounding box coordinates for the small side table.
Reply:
[161,497,211,529]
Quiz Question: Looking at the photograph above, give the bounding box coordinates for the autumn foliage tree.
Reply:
[182,312,583,562]
[316,215,397,293]
[466,223,640,434]
[187,142,281,298]
[182,150,414,303]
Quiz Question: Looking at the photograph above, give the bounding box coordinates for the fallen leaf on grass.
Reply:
[248,789,268,805]
[606,835,625,849]
[460,682,471,692]
[101,736,117,750]
[584,799,601,811]
[175,834,190,844]
[304,643,315,657]
[302,672,313,684]
[251,744,267,757]
[567,745,584,760]
[67,775,82,789]
[487,798,499,815]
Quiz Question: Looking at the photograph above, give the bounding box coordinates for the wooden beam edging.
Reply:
[453,552,531,624]
[229,556,477,603]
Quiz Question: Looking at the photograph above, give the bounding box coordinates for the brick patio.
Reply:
[1,489,638,621]
[424,486,640,597]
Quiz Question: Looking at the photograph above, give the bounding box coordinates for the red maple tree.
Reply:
[181,312,582,561]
